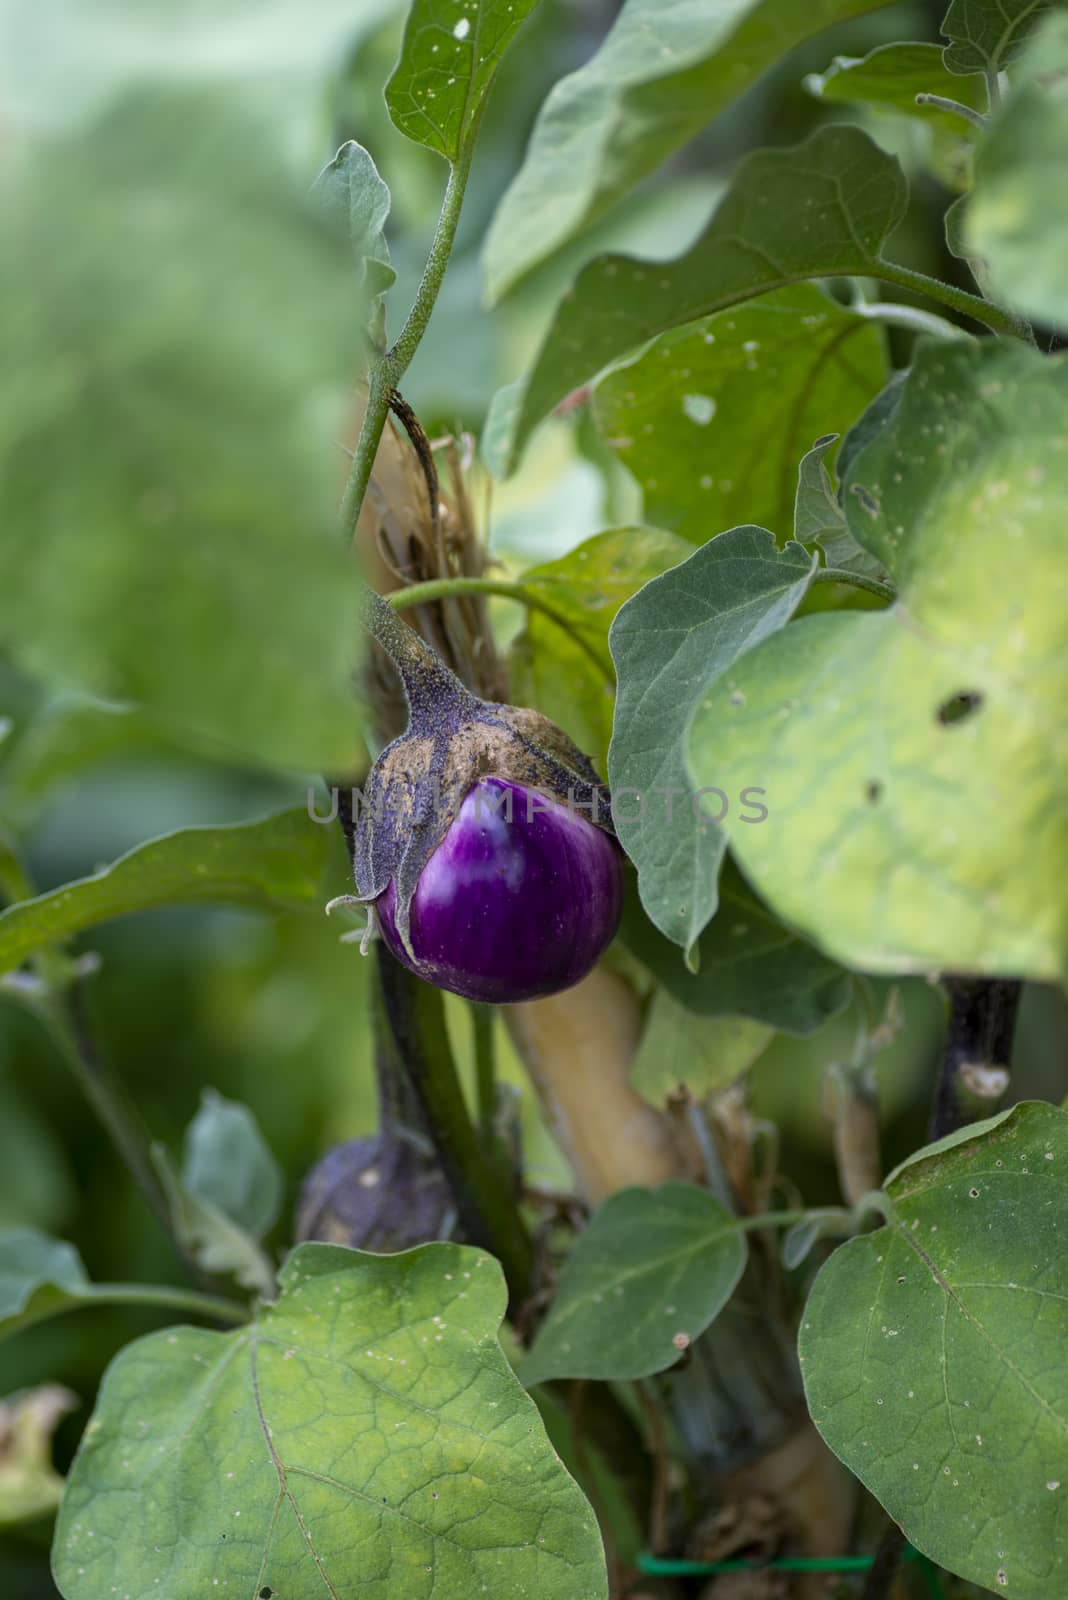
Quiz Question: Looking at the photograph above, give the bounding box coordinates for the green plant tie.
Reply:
[638,1543,945,1595]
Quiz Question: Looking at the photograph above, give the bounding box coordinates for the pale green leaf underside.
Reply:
[506,125,907,468]
[183,1090,284,1242]
[595,285,887,539]
[801,1101,1068,1596]
[964,13,1068,332]
[687,341,1068,983]
[523,1184,746,1385]
[153,1145,276,1298]
[941,0,1051,75]
[0,810,328,978]
[608,525,815,955]
[483,0,894,301]
[386,0,541,161]
[53,1242,608,1600]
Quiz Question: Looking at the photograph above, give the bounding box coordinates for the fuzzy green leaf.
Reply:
[608,525,816,956]
[801,1101,1068,1597]
[687,340,1068,982]
[505,126,907,469]
[523,1185,746,1385]
[483,0,896,301]
[0,810,328,977]
[53,1242,608,1600]
[153,1145,276,1297]
[595,285,886,539]
[941,0,1051,75]
[619,865,853,1036]
[964,13,1068,331]
[386,0,541,161]
[313,140,395,344]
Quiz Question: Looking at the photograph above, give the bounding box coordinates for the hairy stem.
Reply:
[875,261,1031,341]
[341,146,476,539]
[56,1283,249,1327]
[915,92,987,129]
[388,577,614,683]
[812,567,896,603]
[375,947,535,1308]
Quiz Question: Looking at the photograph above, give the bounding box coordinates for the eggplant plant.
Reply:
[0,2,1067,1598]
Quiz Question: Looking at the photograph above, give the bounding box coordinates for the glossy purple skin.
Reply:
[375,777,624,1004]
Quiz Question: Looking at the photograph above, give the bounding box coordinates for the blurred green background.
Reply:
[2,3,1066,1594]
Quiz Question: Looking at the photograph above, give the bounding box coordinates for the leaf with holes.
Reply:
[800,1101,1068,1597]
[594,286,886,540]
[52,1242,608,1600]
[0,810,329,977]
[502,126,910,470]
[510,526,689,769]
[687,339,1068,981]
[522,1185,746,1385]
[941,0,1051,75]
[963,12,1068,332]
[386,0,541,162]
[608,525,816,957]
[483,0,898,301]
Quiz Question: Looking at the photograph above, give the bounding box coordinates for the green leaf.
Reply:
[809,41,986,126]
[0,809,329,978]
[53,1241,608,1600]
[0,1229,90,1340]
[631,995,773,1107]
[941,0,1051,75]
[964,13,1068,332]
[386,0,542,162]
[483,0,897,301]
[522,1185,746,1385]
[153,1145,276,1298]
[0,698,173,824]
[0,87,364,771]
[801,1101,1068,1597]
[312,140,395,345]
[687,339,1068,983]
[505,126,908,469]
[619,864,853,1035]
[595,286,887,540]
[806,41,985,189]
[510,526,689,769]
[794,434,887,578]
[0,1386,77,1528]
[608,525,816,955]
[182,1090,284,1242]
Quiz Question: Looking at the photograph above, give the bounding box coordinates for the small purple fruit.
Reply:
[338,590,625,1004]
[374,777,624,1004]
